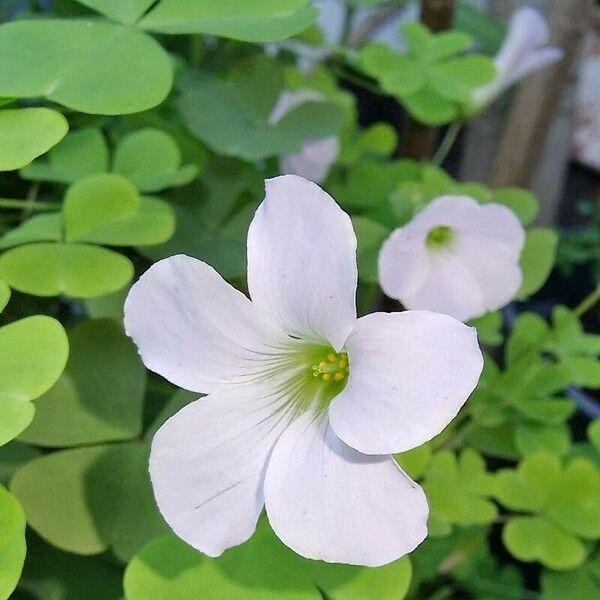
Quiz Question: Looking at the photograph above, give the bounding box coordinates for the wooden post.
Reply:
[490,0,591,188]
[404,0,456,160]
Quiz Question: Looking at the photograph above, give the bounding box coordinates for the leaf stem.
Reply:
[432,121,462,166]
[574,284,600,318]
[0,198,60,211]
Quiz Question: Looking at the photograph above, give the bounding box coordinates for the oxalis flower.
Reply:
[379,196,526,323]
[472,6,564,108]
[124,176,483,567]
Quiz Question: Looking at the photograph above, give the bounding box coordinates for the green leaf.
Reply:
[114,128,197,192]
[395,443,433,481]
[352,216,390,283]
[517,228,558,299]
[503,516,586,570]
[471,311,503,346]
[505,312,549,365]
[489,187,538,225]
[428,55,495,102]
[0,20,173,115]
[0,242,134,298]
[589,420,600,452]
[545,458,600,539]
[10,442,167,561]
[0,442,40,485]
[0,108,68,171]
[18,532,123,600]
[75,0,157,24]
[359,45,424,97]
[494,452,561,512]
[428,31,473,61]
[0,316,68,446]
[0,280,9,312]
[401,87,458,126]
[139,0,317,42]
[19,319,145,447]
[541,558,600,600]
[125,519,412,600]
[64,173,140,242]
[402,22,432,59]
[177,65,345,161]
[20,127,108,184]
[140,161,259,279]
[0,213,62,250]
[515,422,571,456]
[0,485,26,600]
[423,449,497,532]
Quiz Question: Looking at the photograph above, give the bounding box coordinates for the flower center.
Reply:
[311,351,349,383]
[426,225,454,249]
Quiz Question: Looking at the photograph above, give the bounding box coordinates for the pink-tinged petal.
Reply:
[247,175,357,350]
[150,380,292,557]
[401,253,486,321]
[329,311,483,455]
[124,255,287,393]
[280,136,340,183]
[264,414,428,566]
[378,197,524,321]
[509,46,564,84]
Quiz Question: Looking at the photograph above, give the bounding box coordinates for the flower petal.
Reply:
[247,175,357,349]
[280,136,340,184]
[124,254,286,393]
[149,381,292,557]
[329,311,483,455]
[264,414,428,566]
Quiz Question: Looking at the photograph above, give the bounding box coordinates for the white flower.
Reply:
[269,89,339,183]
[124,175,483,567]
[472,6,564,108]
[379,195,526,323]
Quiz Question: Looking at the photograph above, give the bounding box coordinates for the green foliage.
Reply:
[177,56,345,161]
[137,0,317,42]
[125,519,412,600]
[0,485,26,600]
[422,449,497,536]
[495,453,600,569]
[358,23,495,125]
[0,3,595,599]
[19,319,146,447]
[0,108,68,171]
[0,20,173,115]
[10,442,167,561]
[0,316,68,447]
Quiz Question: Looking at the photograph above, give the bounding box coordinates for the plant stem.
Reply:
[432,121,462,166]
[574,284,600,318]
[0,198,60,210]
[330,63,382,95]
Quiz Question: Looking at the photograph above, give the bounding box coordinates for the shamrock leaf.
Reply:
[494,452,600,569]
[422,449,497,535]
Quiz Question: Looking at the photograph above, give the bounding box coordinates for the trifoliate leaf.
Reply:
[503,516,586,570]
[0,242,134,298]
